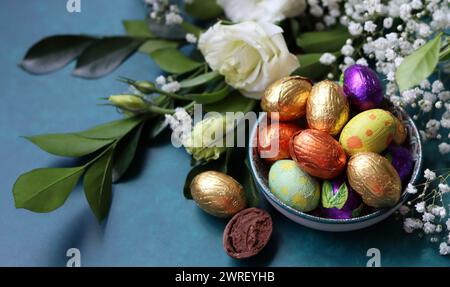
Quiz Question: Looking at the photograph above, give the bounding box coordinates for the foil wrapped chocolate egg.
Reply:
[347,152,401,208]
[306,80,349,135]
[190,171,247,218]
[343,64,383,111]
[261,76,313,121]
[392,116,407,145]
[339,109,396,156]
[321,176,363,219]
[385,145,413,182]
[257,122,301,163]
[290,129,347,179]
[268,160,320,212]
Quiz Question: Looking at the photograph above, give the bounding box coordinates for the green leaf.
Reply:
[440,45,450,61]
[294,53,335,80]
[185,85,230,104]
[123,20,154,37]
[296,26,350,53]
[147,116,169,140]
[180,71,220,88]
[20,35,97,74]
[181,22,203,38]
[83,147,114,221]
[78,117,143,139]
[147,18,186,40]
[321,180,334,209]
[13,167,84,212]
[333,183,348,209]
[112,124,143,182]
[185,0,223,20]
[24,134,114,157]
[73,37,144,78]
[150,48,203,74]
[203,91,256,113]
[396,33,442,92]
[138,39,178,54]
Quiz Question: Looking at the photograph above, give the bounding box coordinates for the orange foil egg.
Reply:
[258,122,301,163]
[289,129,347,179]
[261,76,313,121]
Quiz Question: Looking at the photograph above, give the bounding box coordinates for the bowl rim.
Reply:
[248,105,423,225]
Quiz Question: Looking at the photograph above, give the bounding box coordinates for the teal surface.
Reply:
[0,0,449,266]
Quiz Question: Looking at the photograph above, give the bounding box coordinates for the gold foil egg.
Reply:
[261,76,313,121]
[190,171,247,218]
[306,80,349,135]
[347,152,401,208]
[392,116,407,145]
[290,129,347,179]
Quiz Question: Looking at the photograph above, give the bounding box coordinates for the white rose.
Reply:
[198,21,299,99]
[217,0,306,23]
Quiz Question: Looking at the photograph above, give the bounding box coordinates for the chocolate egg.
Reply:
[257,122,301,163]
[339,109,396,156]
[392,116,407,145]
[290,129,347,179]
[306,80,349,135]
[385,145,413,182]
[190,171,247,217]
[268,160,320,212]
[347,152,401,208]
[223,208,272,259]
[343,65,383,111]
[261,76,313,121]
[321,176,363,219]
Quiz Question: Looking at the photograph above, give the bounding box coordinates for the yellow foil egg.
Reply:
[190,171,247,218]
[339,109,396,156]
[306,80,349,135]
[392,116,407,145]
[347,152,401,208]
[261,76,313,121]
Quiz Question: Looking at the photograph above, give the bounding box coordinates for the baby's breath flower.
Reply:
[422,212,435,222]
[439,242,450,255]
[161,81,181,93]
[406,183,418,194]
[185,33,197,44]
[423,222,436,234]
[415,201,426,213]
[399,205,410,215]
[424,169,437,181]
[439,183,450,194]
[319,53,336,65]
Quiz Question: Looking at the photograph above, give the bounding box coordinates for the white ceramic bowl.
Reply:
[248,103,422,232]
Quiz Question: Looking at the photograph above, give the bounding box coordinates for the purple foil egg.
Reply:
[320,176,363,219]
[343,64,383,111]
[385,145,413,182]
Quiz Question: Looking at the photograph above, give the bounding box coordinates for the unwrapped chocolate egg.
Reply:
[290,129,347,179]
[385,145,413,182]
[339,109,396,156]
[261,76,313,121]
[190,171,247,217]
[392,116,407,145]
[268,160,320,212]
[347,152,401,208]
[321,176,363,219]
[257,122,301,163]
[343,65,383,111]
[306,80,349,135]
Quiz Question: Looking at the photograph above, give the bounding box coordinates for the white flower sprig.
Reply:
[399,168,450,255]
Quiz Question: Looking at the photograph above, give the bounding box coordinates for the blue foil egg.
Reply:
[321,176,363,219]
[268,160,320,212]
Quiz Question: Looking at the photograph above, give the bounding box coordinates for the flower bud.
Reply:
[184,114,234,162]
[108,94,147,112]
[131,81,156,94]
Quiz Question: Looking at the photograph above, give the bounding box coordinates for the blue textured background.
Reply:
[0,0,449,266]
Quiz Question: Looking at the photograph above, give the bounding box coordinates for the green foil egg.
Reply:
[268,160,320,212]
[339,109,396,156]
